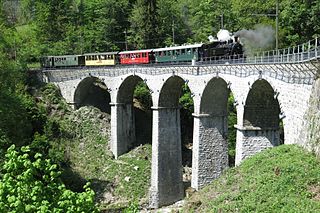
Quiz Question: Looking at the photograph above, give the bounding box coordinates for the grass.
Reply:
[184,145,320,212]
[58,107,151,211]
[37,84,152,211]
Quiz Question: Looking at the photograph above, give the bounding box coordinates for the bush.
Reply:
[0,144,99,213]
[133,82,152,109]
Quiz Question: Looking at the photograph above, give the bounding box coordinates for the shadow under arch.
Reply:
[116,75,153,149]
[244,79,280,129]
[236,79,282,164]
[159,75,186,107]
[74,77,111,113]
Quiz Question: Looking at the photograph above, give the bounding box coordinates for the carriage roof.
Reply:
[84,52,118,56]
[119,49,153,54]
[152,43,203,52]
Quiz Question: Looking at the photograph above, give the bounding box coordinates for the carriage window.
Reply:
[142,53,146,57]
[181,49,185,54]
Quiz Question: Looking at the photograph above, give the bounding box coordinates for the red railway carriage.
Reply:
[119,49,153,64]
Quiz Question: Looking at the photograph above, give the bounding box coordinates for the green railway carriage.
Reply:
[53,55,85,67]
[153,44,203,63]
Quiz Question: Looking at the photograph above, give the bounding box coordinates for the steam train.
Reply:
[41,38,243,68]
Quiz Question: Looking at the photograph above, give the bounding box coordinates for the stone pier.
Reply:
[110,102,135,158]
[149,107,184,208]
[191,113,229,190]
[235,126,280,165]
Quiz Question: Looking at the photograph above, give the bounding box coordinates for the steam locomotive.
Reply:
[41,38,243,68]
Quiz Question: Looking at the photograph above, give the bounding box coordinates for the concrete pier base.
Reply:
[110,103,135,158]
[149,107,184,208]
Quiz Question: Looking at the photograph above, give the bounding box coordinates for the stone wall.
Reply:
[301,75,320,156]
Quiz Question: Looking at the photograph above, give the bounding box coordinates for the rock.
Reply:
[134,166,139,171]
[124,176,131,182]
[185,187,196,198]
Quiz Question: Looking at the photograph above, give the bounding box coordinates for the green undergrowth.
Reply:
[184,145,320,212]
[38,84,152,211]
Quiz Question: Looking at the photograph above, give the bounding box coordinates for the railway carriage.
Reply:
[41,55,85,68]
[84,52,118,66]
[119,49,153,64]
[153,44,203,63]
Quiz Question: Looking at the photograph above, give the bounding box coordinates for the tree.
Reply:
[190,0,230,41]
[128,0,158,49]
[80,0,130,52]
[0,144,98,212]
[280,0,320,46]
[156,0,190,46]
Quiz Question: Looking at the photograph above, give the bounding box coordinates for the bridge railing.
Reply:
[248,38,319,64]
[198,38,319,65]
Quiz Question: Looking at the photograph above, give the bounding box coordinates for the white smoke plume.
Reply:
[217,29,232,42]
[234,25,275,54]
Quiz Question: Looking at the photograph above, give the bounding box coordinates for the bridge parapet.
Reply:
[43,62,316,86]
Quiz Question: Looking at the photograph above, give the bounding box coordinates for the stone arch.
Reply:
[235,79,281,164]
[117,75,152,105]
[200,77,229,114]
[111,75,153,157]
[74,77,111,113]
[243,79,280,129]
[192,77,229,190]
[159,76,185,107]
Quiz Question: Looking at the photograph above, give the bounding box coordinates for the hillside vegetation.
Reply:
[184,145,320,212]
[35,84,152,211]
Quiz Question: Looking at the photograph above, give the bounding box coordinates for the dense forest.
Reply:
[2,0,320,64]
[0,0,320,211]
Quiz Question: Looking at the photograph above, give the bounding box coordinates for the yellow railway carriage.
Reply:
[84,52,118,66]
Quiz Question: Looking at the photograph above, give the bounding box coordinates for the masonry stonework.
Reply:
[46,62,316,207]
[192,114,228,190]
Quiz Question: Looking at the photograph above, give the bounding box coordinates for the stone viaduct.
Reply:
[43,44,319,208]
